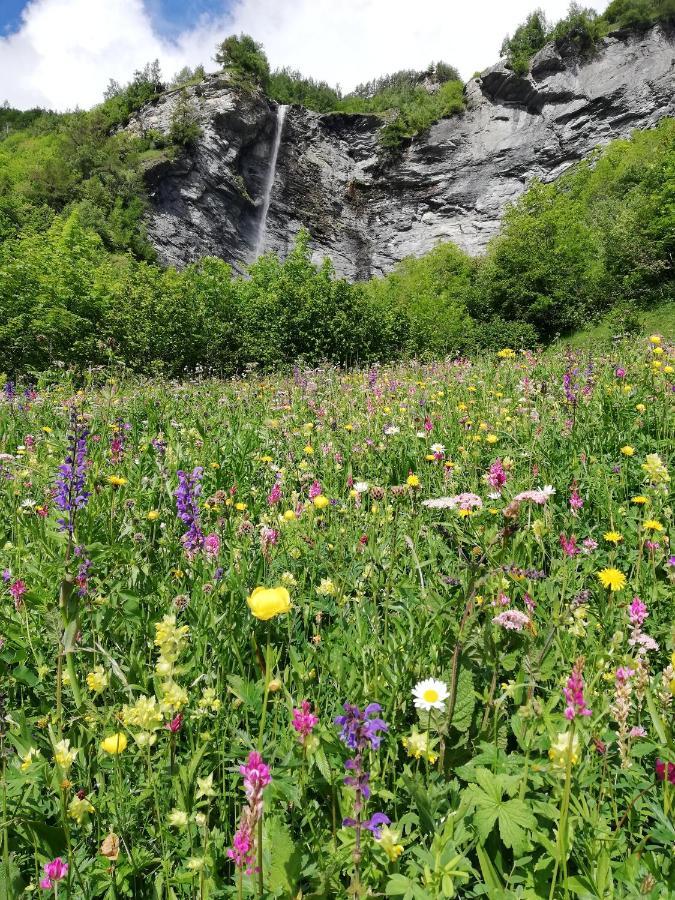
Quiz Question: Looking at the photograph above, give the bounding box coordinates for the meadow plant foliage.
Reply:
[0,335,673,897]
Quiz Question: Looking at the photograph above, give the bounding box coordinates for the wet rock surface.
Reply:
[127,25,675,278]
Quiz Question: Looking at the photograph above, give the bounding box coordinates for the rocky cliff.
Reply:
[128,24,675,279]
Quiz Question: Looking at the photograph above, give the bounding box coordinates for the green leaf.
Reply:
[449,666,475,732]
[266,818,301,894]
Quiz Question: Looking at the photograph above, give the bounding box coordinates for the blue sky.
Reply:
[1,0,229,37]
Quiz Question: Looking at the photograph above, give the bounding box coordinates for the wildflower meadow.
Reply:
[0,337,673,898]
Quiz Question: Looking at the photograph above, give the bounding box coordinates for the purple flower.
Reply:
[335,703,388,751]
[54,415,90,534]
[175,468,204,557]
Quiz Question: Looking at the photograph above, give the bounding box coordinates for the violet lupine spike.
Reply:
[175,467,204,557]
[54,415,90,534]
[335,702,388,751]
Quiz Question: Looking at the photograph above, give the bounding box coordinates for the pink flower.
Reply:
[559,534,579,557]
[628,596,648,627]
[656,759,675,784]
[582,537,598,552]
[615,666,635,683]
[492,609,530,632]
[629,726,647,738]
[9,579,26,600]
[308,480,322,500]
[292,700,319,741]
[569,488,583,512]
[563,658,592,720]
[240,751,271,795]
[486,459,507,492]
[267,482,282,505]
[204,533,220,558]
[41,858,68,888]
[165,713,183,733]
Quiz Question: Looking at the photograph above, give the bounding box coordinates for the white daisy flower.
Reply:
[412,678,449,711]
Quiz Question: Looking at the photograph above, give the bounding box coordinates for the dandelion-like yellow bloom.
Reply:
[313,494,330,510]
[603,531,623,544]
[631,496,649,505]
[497,348,516,359]
[247,586,291,621]
[406,474,420,488]
[597,568,627,591]
[620,446,635,457]
[147,510,160,521]
[643,520,663,532]
[235,502,247,511]
[486,434,498,444]
[101,732,128,755]
[108,475,127,487]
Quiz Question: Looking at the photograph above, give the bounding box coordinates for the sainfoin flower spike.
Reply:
[563,657,592,720]
[40,857,68,890]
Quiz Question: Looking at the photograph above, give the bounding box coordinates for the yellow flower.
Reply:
[101,733,128,755]
[406,474,420,488]
[108,475,127,487]
[313,495,330,510]
[86,665,109,694]
[147,510,160,521]
[19,747,40,771]
[642,453,670,486]
[643,520,663,532]
[282,509,296,521]
[303,445,314,455]
[649,334,661,344]
[549,731,580,772]
[247,586,291,621]
[54,739,77,771]
[603,531,623,545]
[154,614,190,663]
[68,795,95,824]
[235,502,247,511]
[597,568,627,591]
[497,348,516,359]
[631,496,649,505]
[402,729,438,764]
[168,809,189,828]
[486,434,498,444]
[376,824,404,862]
[122,695,163,731]
[620,446,634,457]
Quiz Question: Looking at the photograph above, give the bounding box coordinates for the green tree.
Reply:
[214,34,270,87]
[501,10,549,74]
[169,89,202,149]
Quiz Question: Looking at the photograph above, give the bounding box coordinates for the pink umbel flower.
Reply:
[492,609,530,632]
[41,857,68,890]
[563,658,592,720]
[292,700,319,742]
[228,752,272,873]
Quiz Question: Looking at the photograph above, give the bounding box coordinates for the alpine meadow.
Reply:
[0,1,674,897]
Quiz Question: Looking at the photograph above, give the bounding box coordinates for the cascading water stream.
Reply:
[254,104,288,257]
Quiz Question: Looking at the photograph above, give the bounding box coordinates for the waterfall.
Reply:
[254,104,288,257]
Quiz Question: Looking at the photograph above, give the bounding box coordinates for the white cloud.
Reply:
[0,0,609,110]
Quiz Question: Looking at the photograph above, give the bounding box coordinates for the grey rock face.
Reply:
[128,25,675,279]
